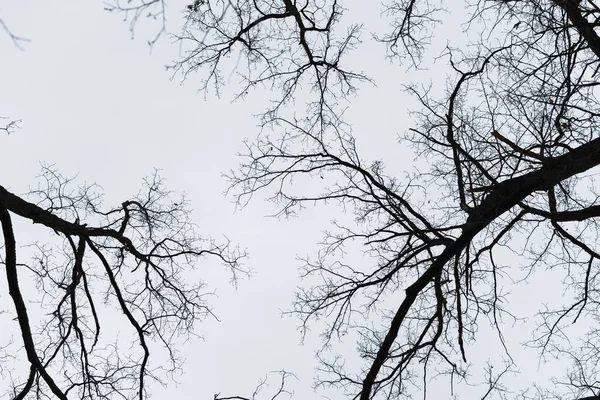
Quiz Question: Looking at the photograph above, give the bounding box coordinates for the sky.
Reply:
[0,1,582,399]
[0,1,366,398]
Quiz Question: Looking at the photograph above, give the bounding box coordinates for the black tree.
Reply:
[158,0,600,399]
[0,163,244,399]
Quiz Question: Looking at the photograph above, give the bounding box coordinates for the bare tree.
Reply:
[161,0,600,399]
[0,165,245,399]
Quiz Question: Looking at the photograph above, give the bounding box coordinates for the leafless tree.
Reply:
[161,0,600,399]
[0,165,245,399]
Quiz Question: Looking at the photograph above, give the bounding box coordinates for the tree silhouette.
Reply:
[0,165,244,399]
[163,0,600,398]
[6,0,600,398]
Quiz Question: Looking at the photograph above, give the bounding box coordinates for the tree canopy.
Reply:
[5,0,600,399]
[0,166,244,399]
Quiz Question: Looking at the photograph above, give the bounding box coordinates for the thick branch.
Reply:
[360,137,600,399]
[0,204,67,399]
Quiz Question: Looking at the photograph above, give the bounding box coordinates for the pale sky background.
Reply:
[0,1,581,399]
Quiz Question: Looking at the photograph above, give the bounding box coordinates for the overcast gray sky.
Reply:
[0,1,352,398]
[0,1,578,399]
